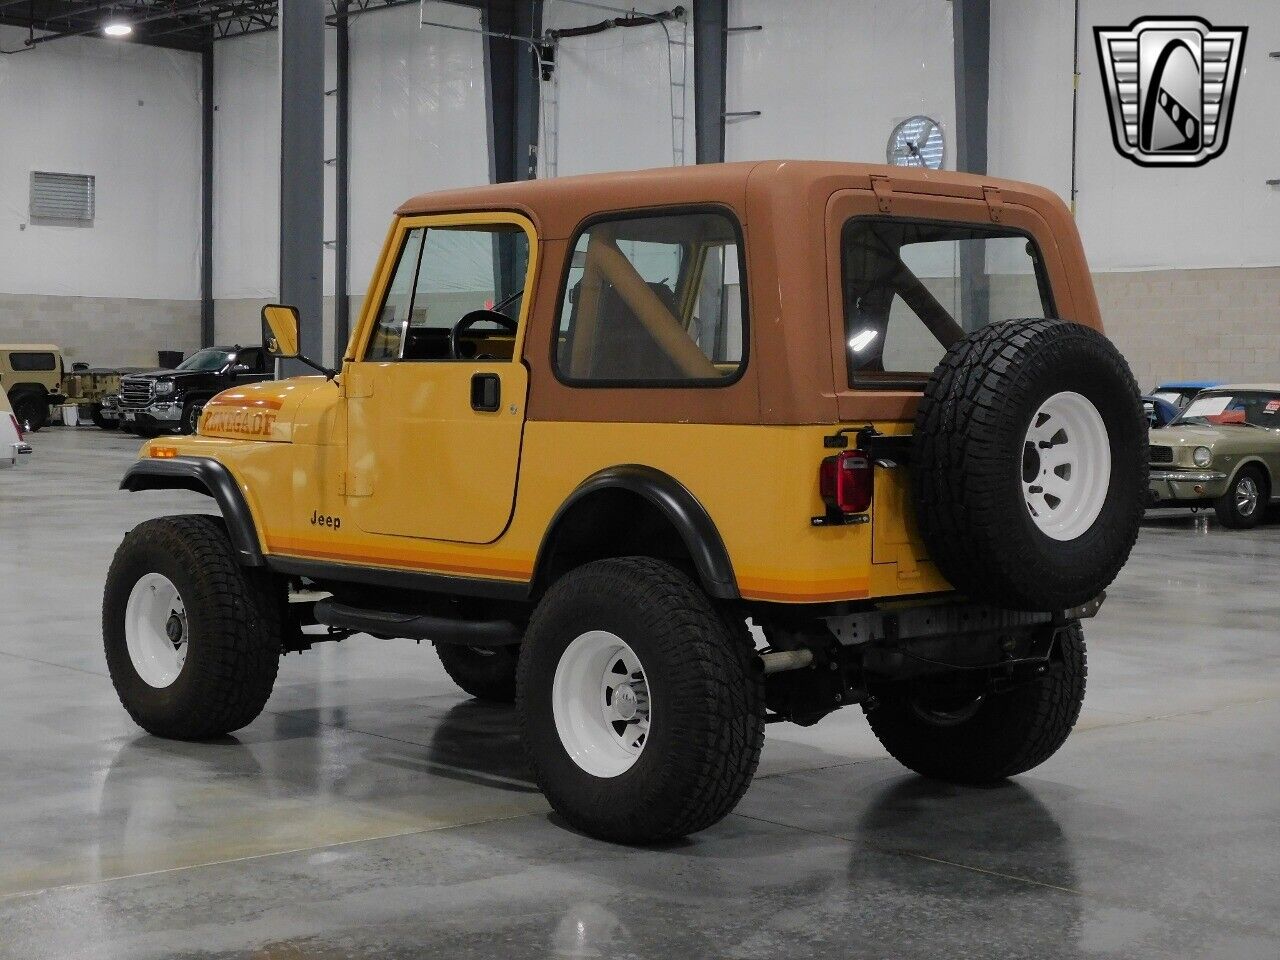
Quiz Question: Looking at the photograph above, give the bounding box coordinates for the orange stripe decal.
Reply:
[206,395,285,411]
[265,535,533,582]
[737,574,871,603]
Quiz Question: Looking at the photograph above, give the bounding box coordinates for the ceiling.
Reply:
[0,0,489,53]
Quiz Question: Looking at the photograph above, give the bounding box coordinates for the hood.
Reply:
[1150,425,1225,447]
[124,368,209,381]
[199,378,330,442]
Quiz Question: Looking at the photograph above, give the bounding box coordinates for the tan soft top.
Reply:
[0,344,60,352]
[395,160,1068,240]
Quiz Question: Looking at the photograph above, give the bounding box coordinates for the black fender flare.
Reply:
[534,465,738,599]
[120,457,264,566]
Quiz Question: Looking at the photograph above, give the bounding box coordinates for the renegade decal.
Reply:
[202,407,278,437]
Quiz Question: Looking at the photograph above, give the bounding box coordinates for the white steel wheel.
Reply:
[551,630,652,778]
[124,573,189,689]
[1021,390,1112,542]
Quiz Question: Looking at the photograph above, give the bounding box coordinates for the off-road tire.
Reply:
[9,391,47,432]
[1214,465,1266,530]
[518,557,764,843]
[436,643,519,703]
[103,514,282,739]
[90,405,118,430]
[912,318,1146,610]
[865,622,1087,783]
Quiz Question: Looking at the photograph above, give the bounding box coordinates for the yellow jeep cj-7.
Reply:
[105,162,1147,843]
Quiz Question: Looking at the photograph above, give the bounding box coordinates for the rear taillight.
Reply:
[9,413,22,441]
[820,449,873,515]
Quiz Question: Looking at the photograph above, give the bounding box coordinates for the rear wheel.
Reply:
[9,391,48,432]
[865,623,1087,783]
[435,643,519,703]
[518,557,764,843]
[1214,465,1266,530]
[103,515,282,739]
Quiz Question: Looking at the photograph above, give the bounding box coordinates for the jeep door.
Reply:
[344,213,535,543]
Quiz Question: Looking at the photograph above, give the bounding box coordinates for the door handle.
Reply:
[470,372,501,412]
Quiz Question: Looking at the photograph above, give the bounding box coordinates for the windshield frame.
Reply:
[1170,390,1280,430]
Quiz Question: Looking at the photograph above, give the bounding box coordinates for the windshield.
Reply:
[1172,391,1280,429]
[176,348,232,372]
[1151,390,1187,407]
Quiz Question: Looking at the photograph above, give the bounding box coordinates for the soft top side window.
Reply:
[554,208,747,387]
[841,218,1056,387]
[8,351,57,372]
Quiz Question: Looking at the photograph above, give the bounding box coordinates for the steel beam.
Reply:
[952,0,991,332]
[277,0,325,372]
[483,0,542,183]
[334,0,350,364]
[693,0,727,163]
[200,45,214,348]
[952,0,989,175]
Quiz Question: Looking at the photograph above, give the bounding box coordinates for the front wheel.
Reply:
[1214,466,1266,530]
[103,515,282,739]
[865,623,1087,784]
[181,400,205,435]
[518,557,764,843]
[90,405,118,430]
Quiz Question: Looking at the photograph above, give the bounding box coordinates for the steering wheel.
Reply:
[450,310,518,360]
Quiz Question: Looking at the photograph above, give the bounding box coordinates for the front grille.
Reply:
[120,378,154,408]
[1150,445,1174,464]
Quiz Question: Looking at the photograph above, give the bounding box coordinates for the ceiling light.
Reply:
[103,22,133,37]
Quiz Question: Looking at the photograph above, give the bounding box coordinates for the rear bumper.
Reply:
[823,594,1104,647]
[1147,469,1228,505]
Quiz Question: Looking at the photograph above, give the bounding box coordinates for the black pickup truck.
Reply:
[118,345,271,436]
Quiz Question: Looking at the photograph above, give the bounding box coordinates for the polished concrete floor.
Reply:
[1,428,1277,959]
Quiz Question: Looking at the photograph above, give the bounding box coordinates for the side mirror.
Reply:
[261,304,300,359]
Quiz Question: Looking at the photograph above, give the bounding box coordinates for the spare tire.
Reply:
[911,318,1146,611]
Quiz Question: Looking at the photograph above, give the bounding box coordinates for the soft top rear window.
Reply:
[841,218,1056,388]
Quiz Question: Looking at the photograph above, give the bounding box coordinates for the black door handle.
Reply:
[470,372,501,412]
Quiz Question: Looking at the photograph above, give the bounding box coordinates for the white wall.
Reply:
[724,0,956,168]
[990,0,1280,271]
[0,26,201,300]
[212,31,280,303]
[349,0,490,287]
[541,0,695,176]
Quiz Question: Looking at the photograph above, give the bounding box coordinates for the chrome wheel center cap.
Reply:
[612,684,638,720]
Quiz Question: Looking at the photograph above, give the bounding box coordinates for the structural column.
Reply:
[952,0,990,175]
[952,0,990,331]
[278,0,326,370]
[200,44,214,348]
[334,0,350,365]
[483,0,543,183]
[693,0,727,164]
